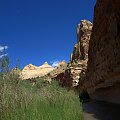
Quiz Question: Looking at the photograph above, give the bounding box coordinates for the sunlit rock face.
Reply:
[71,20,93,62]
[50,61,67,77]
[82,0,120,104]
[55,60,88,88]
[21,62,54,80]
[45,61,67,79]
[54,20,93,87]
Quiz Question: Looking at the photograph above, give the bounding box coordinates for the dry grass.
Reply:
[0,73,83,120]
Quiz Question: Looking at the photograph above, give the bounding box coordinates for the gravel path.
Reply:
[83,101,120,120]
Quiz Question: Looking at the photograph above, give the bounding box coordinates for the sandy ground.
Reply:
[83,100,120,120]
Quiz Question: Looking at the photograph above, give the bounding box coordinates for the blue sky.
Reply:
[0,0,96,68]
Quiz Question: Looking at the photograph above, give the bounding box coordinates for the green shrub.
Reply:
[0,73,83,120]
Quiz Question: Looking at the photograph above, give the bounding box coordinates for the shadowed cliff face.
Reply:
[82,0,120,104]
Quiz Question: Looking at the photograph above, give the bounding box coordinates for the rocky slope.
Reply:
[21,62,54,80]
[53,20,93,88]
[44,61,67,83]
[81,0,120,104]
[46,61,67,78]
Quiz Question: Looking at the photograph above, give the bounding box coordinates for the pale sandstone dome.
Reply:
[21,62,54,80]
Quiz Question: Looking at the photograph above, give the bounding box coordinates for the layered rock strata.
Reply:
[54,20,93,87]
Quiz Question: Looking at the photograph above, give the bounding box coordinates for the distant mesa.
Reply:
[21,62,54,80]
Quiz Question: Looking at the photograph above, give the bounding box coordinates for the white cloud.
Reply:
[0,53,8,58]
[0,46,8,52]
[51,61,60,67]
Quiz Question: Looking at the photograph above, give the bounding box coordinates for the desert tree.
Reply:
[0,46,10,73]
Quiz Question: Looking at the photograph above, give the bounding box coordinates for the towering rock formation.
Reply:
[71,20,92,62]
[82,0,120,104]
[21,62,54,80]
[54,20,93,87]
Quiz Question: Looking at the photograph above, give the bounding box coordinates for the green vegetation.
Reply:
[0,73,83,120]
[0,48,83,120]
[0,47,10,73]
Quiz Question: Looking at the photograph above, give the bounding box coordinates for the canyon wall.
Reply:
[54,20,93,88]
[82,0,120,104]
